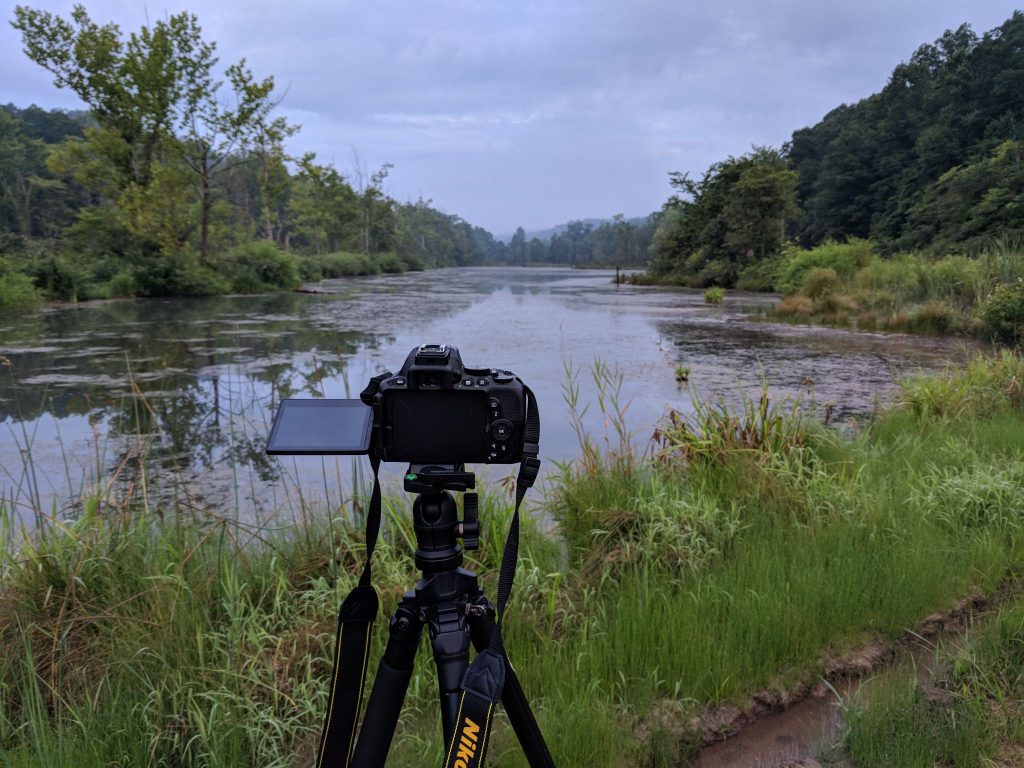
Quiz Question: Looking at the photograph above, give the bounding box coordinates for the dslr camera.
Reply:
[267,344,531,464]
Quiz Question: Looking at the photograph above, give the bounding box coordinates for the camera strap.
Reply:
[315,374,392,768]
[441,384,541,768]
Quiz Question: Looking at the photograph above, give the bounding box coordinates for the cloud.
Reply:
[2,0,1020,233]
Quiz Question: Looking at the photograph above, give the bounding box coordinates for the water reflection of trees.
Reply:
[0,293,389,422]
[0,270,548,513]
[0,292,399,506]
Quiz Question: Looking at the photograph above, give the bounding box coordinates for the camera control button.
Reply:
[463,378,475,386]
[491,419,512,441]
[392,377,406,386]
[493,373,514,384]
[476,378,488,386]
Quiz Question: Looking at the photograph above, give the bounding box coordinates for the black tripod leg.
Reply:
[467,600,556,768]
[350,594,424,768]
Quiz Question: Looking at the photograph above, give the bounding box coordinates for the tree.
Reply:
[350,160,394,255]
[650,147,798,285]
[788,13,1024,249]
[12,4,297,283]
[177,59,292,263]
[508,226,527,265]
[287,153,358,254]
[722,150,798,264]
[13,5,214,189]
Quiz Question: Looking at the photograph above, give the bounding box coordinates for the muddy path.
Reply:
[682,586,997,767]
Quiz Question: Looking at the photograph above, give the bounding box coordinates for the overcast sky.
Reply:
[2,1,1020,235]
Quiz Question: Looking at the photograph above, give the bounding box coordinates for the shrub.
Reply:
[922,256,980,306]
[906,301,962,335]
[801,267,839,299]
[0,262,41,309]
[980,279,1024,346]
[735,257,781,291]
[105,271,137,297]
[703,287,725,304]
[855,255,922,301]
[776,238,874,294]
[856,311,878,331]
[818,292,859,314]
[376,252,407,274]
[773,294,814,317]
[24,252,90,301]
[226,241,301,293]
[307,251,379,279]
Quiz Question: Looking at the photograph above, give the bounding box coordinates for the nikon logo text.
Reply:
[452,717,480,768]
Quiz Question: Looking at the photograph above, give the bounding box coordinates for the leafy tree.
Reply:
[13,5,213,189]
[352,162,394,255]
[508,226,527,265]
[177,59,290,263]
[287,153,358,255]
[12,4,297,294]
[651,147,798,285]
[904,141,1024,251]
[789,13,1024,249]
[393,200,488,267]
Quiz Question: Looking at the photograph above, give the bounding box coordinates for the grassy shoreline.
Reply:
[2,353,1024,765]
[631,239,1024,345]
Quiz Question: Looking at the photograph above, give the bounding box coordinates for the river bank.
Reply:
[1,352,1022,765]
[630,239,1024,347]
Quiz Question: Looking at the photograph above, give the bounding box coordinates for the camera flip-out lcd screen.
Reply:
[266,399,373,454]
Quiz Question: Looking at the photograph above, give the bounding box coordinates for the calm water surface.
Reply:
[0,267,980,521]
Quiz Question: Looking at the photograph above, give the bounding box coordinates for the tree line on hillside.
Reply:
[648,12,1024,292]
[0,5,509,306]
[497,215,658,268]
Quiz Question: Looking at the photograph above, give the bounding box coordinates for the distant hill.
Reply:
[497,216,648,243]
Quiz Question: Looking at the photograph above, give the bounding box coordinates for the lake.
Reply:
[0,267,980,523]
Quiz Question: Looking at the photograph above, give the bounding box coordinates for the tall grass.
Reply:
[770,239,1024,338]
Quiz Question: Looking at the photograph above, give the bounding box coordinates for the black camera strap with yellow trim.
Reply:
[314,372,391,768]
[315,377,544,768]
[314,449,383,768]
[441,388,540,768]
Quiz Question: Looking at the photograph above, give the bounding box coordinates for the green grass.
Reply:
[2,354,1024,765]
[842,590,1024,767]
[767,240,1024,339]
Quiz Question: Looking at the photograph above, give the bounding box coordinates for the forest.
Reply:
[0,6,661,309]
[647,12,1024,290]
[0,6,515,306]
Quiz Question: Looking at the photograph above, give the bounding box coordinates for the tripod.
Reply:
[345,465,555,767]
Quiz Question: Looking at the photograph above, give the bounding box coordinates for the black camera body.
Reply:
[369,344,527,464]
